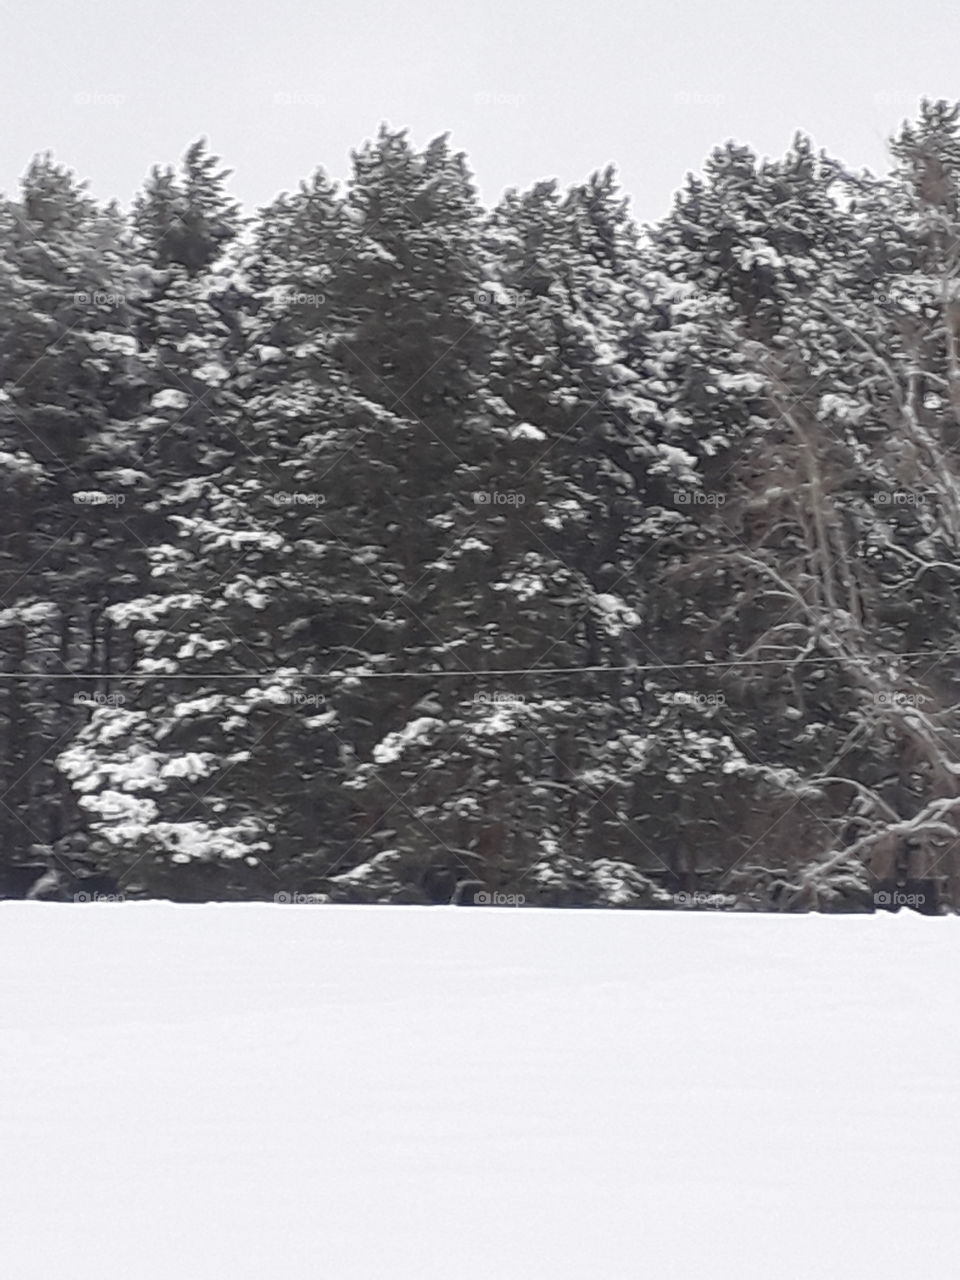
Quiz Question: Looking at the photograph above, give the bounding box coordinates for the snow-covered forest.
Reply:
[4,101,960,910]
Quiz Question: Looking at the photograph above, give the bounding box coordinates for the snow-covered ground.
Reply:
[1,904,957,1279]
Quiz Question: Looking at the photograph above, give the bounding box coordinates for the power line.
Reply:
[0,649,958,680]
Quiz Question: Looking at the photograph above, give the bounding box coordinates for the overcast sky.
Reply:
[1,0,958,226]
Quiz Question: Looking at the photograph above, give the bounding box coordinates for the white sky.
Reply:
[1,0,958,224]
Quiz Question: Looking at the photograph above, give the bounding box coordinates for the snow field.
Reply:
[1,904,957,1279]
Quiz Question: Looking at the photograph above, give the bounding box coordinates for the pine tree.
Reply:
[0,157,147,887]
[15,110,960,911]
[57,144,260,898]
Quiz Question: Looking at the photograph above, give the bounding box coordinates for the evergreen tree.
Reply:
[0,110,951,910]
[0,157,147,886]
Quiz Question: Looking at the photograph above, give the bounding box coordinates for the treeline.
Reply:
[3,103,960,910]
